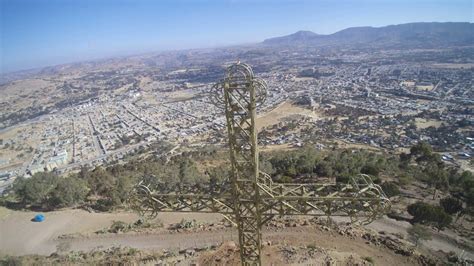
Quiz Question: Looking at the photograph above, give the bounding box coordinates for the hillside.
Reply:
[263,22,474,48]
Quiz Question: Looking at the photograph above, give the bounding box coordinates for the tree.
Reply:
[11,172,88,209]
[47,177,89,208]
[399,152,411,167]
[440,197,463,216]
[408,224,432,246]
[424,163,449,199]
[87,167,115,196]
[407,202,452,231]
[410,141,433,159]
[458,171,474,205]
[408,202,431,223]
[434,210,453,231]
[360,164,380,176]
[177,158,203,185]
[12,172,59,207]
[315,161,333,177]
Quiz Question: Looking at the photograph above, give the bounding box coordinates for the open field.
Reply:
[414,118,443,129]
[256,101,320,130]
[0,124,40,169]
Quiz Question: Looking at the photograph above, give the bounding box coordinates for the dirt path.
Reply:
[1,209,472,262]
[335,216,474,260]
[49,227,417,266]
[0,208,221,256]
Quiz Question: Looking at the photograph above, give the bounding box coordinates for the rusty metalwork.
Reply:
[130,62,391,266]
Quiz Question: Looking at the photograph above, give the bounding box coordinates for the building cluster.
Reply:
[0,45,472,193]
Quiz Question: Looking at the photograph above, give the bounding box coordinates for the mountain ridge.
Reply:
[263,22,474,47]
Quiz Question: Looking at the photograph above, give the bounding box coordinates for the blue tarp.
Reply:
[33,214,45,222]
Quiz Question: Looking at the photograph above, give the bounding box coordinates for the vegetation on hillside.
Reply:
[1,142,472,234]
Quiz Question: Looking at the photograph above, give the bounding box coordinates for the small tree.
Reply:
[440,197,463,216]
[410,141,433,160]
[424,163,449,199]
[47,177,89,208]
[361,164,380,176]
[11,172,88,209]
[12,172,59,207]
[434,210,452,231]
[407,201,452,231]
[381,182,401,198]
[87,167,115,196]
[408,224,432,246]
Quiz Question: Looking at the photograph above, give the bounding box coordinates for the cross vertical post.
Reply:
[222,63,265,264]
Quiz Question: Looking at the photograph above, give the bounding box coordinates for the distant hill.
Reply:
[263,22,474,48]
[263,30,320,46]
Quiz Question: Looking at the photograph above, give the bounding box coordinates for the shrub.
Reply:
[407,202,452,231]
[109,221,128,233]
[440,197,463,215]
[360,164,380,176]
[381,182,401,198]
[93,198,115,212]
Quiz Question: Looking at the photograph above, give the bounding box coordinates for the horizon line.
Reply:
[1,21,472,76]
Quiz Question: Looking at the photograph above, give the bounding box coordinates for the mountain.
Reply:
[262,22,474,48]
[262,30,320,45]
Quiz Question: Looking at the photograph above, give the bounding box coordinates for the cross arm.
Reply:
[128,180,235,222]
[257,173,391,225]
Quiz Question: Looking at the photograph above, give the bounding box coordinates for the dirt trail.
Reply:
[48,228,416,266]
[1,209,472,262]
[335,216,474,260]
[0,208,221,256]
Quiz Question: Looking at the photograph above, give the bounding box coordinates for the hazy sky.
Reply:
[1,0,472,73]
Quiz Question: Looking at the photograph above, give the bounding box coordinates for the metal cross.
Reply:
[129,62,391,265]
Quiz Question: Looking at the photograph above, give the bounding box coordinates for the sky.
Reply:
[1,0,472,73]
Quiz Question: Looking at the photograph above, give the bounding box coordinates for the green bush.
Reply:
[11,172,88,209]
[361,164,380,176]
[440,197,463,215]
[407,202,452,231]
[109,221,128,233]
[381,182,401,198]
[47,178,88,208]
[93,198,116,212]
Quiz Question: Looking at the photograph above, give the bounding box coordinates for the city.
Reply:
[1,42,472,189]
